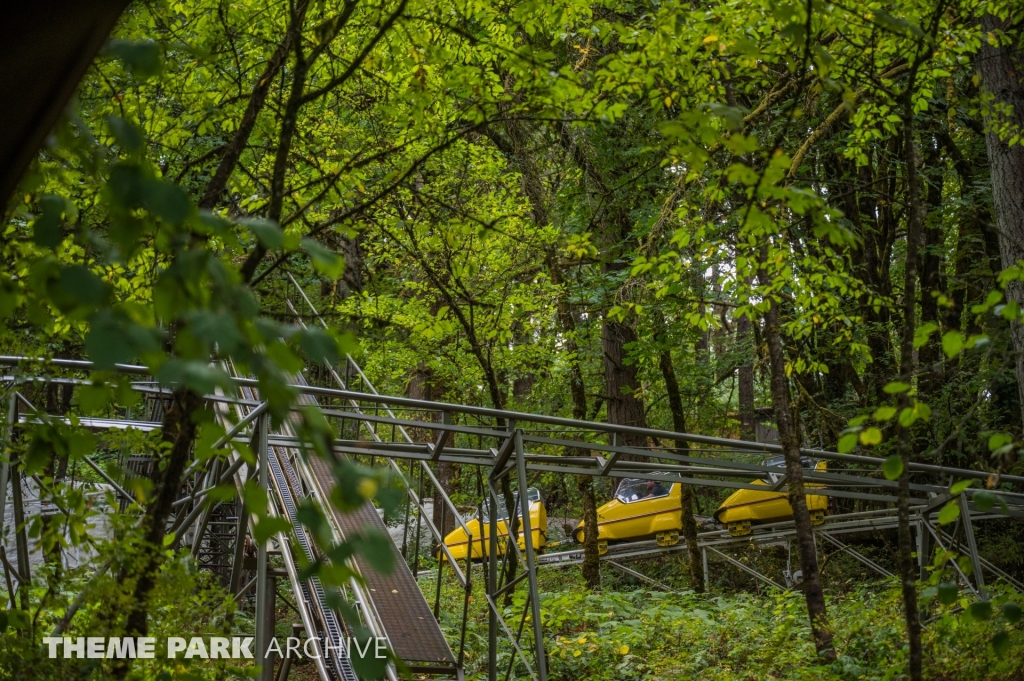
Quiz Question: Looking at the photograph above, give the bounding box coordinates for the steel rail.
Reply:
[5,354,1022,485]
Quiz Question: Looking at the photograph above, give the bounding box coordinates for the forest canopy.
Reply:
[1,0,1024,679]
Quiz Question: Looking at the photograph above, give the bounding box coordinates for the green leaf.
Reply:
[356,531,396,575]
[242,218,283,249]
[881,455,903,480]
[974,490,996,512]
[142,179,191,226]
[992,630,1010,658]
[349,630,389,680]
[949,479,974,495]
[77,382,113,415]
[837,432,858,453]
[1003,602,1022,624]
[968,600,993,621]
[873,406,897,421]
[32,194,71,248]
[241,480,268,518]
[207,484,238,503]
[253,516,292,544]
[52,265,111,315]
[86,309,137,368]
[913,322,938,349]
[937,582,958,605]
[298,327,340,365]
[108,39,163,80]
[301,238,345,279]
[941,331,965,358]
[883,381,911,394]
[937,501,960,525]
[186,311,243,355]
[988,432,1013,451]
[898,401,931,428]
[106,115,144,153]
[859,427,883,446]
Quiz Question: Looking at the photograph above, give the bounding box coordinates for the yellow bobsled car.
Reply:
[715,455,829,536]
[573,476,684,554]
[438,487,547,561]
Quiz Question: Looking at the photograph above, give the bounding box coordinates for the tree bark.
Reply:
[896,77,926,681]
[978,14,1024,433]
[198,0,309,210]
[657,342,704,591]
[917,142,945,399]
[736,312,756,441]
[239,36,309,283]
[484,109,603,587]
[602,318,648,447]
[114,387,203,679]
[761,265,836,660]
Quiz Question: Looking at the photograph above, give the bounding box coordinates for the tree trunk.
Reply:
[896,79,925,681]
[239,30,310,283]
[548,259,602,588]
[978,13,1024,433]
[761,272,836,660]
[658,344,704,592]
[917,142,945,399]
[114,388,203,679]
[485,106,603,587]
[736,312,756,441]
[602,318,648,448]
[197,0,309,209]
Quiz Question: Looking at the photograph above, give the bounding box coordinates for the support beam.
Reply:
[254,414,271,681]
[0,396,13,540]
[429,411,451,461]
[10,458,31,611]
[230,505,251,595]
[514,429,547,681]
[487,478,498,681]
[705,546,785,591]
[702,547,709,592]
[958,494,986,599]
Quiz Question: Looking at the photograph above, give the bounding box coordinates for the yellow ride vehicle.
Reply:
[438,487,547,561]
[573,476,684,554]
[715,455,829,536]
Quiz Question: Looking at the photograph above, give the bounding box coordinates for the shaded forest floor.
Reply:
[422,567,1024,681]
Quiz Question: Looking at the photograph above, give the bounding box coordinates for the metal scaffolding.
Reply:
[1,281,1022,680]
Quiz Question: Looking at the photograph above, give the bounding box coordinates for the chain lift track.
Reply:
[3,276,1024,681]
[231,376,360,681]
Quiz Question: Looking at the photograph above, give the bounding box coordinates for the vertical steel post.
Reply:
[7,398,29,613]
[917,514,930,582]
[514,429,546,681]
[0,395,13,540]
[191,458,221,556]
[702,547,709,592]
[487,477,498,681]
[230,504,250,595]
[262,574,277,681]
[433,492,444,619]
[958,494,986,599]
[10,461,30,612]
[254,414,271,681]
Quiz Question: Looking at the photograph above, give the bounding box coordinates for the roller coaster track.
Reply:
[4,275,1024,681]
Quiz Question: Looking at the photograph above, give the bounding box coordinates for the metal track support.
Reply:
[514,429,547,681]
[0,395,12,540]
[958,494,986,599]
[254,414,272,681]
[488,480,498,681]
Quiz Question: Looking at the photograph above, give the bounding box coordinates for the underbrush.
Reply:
[429,569,1024,681]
